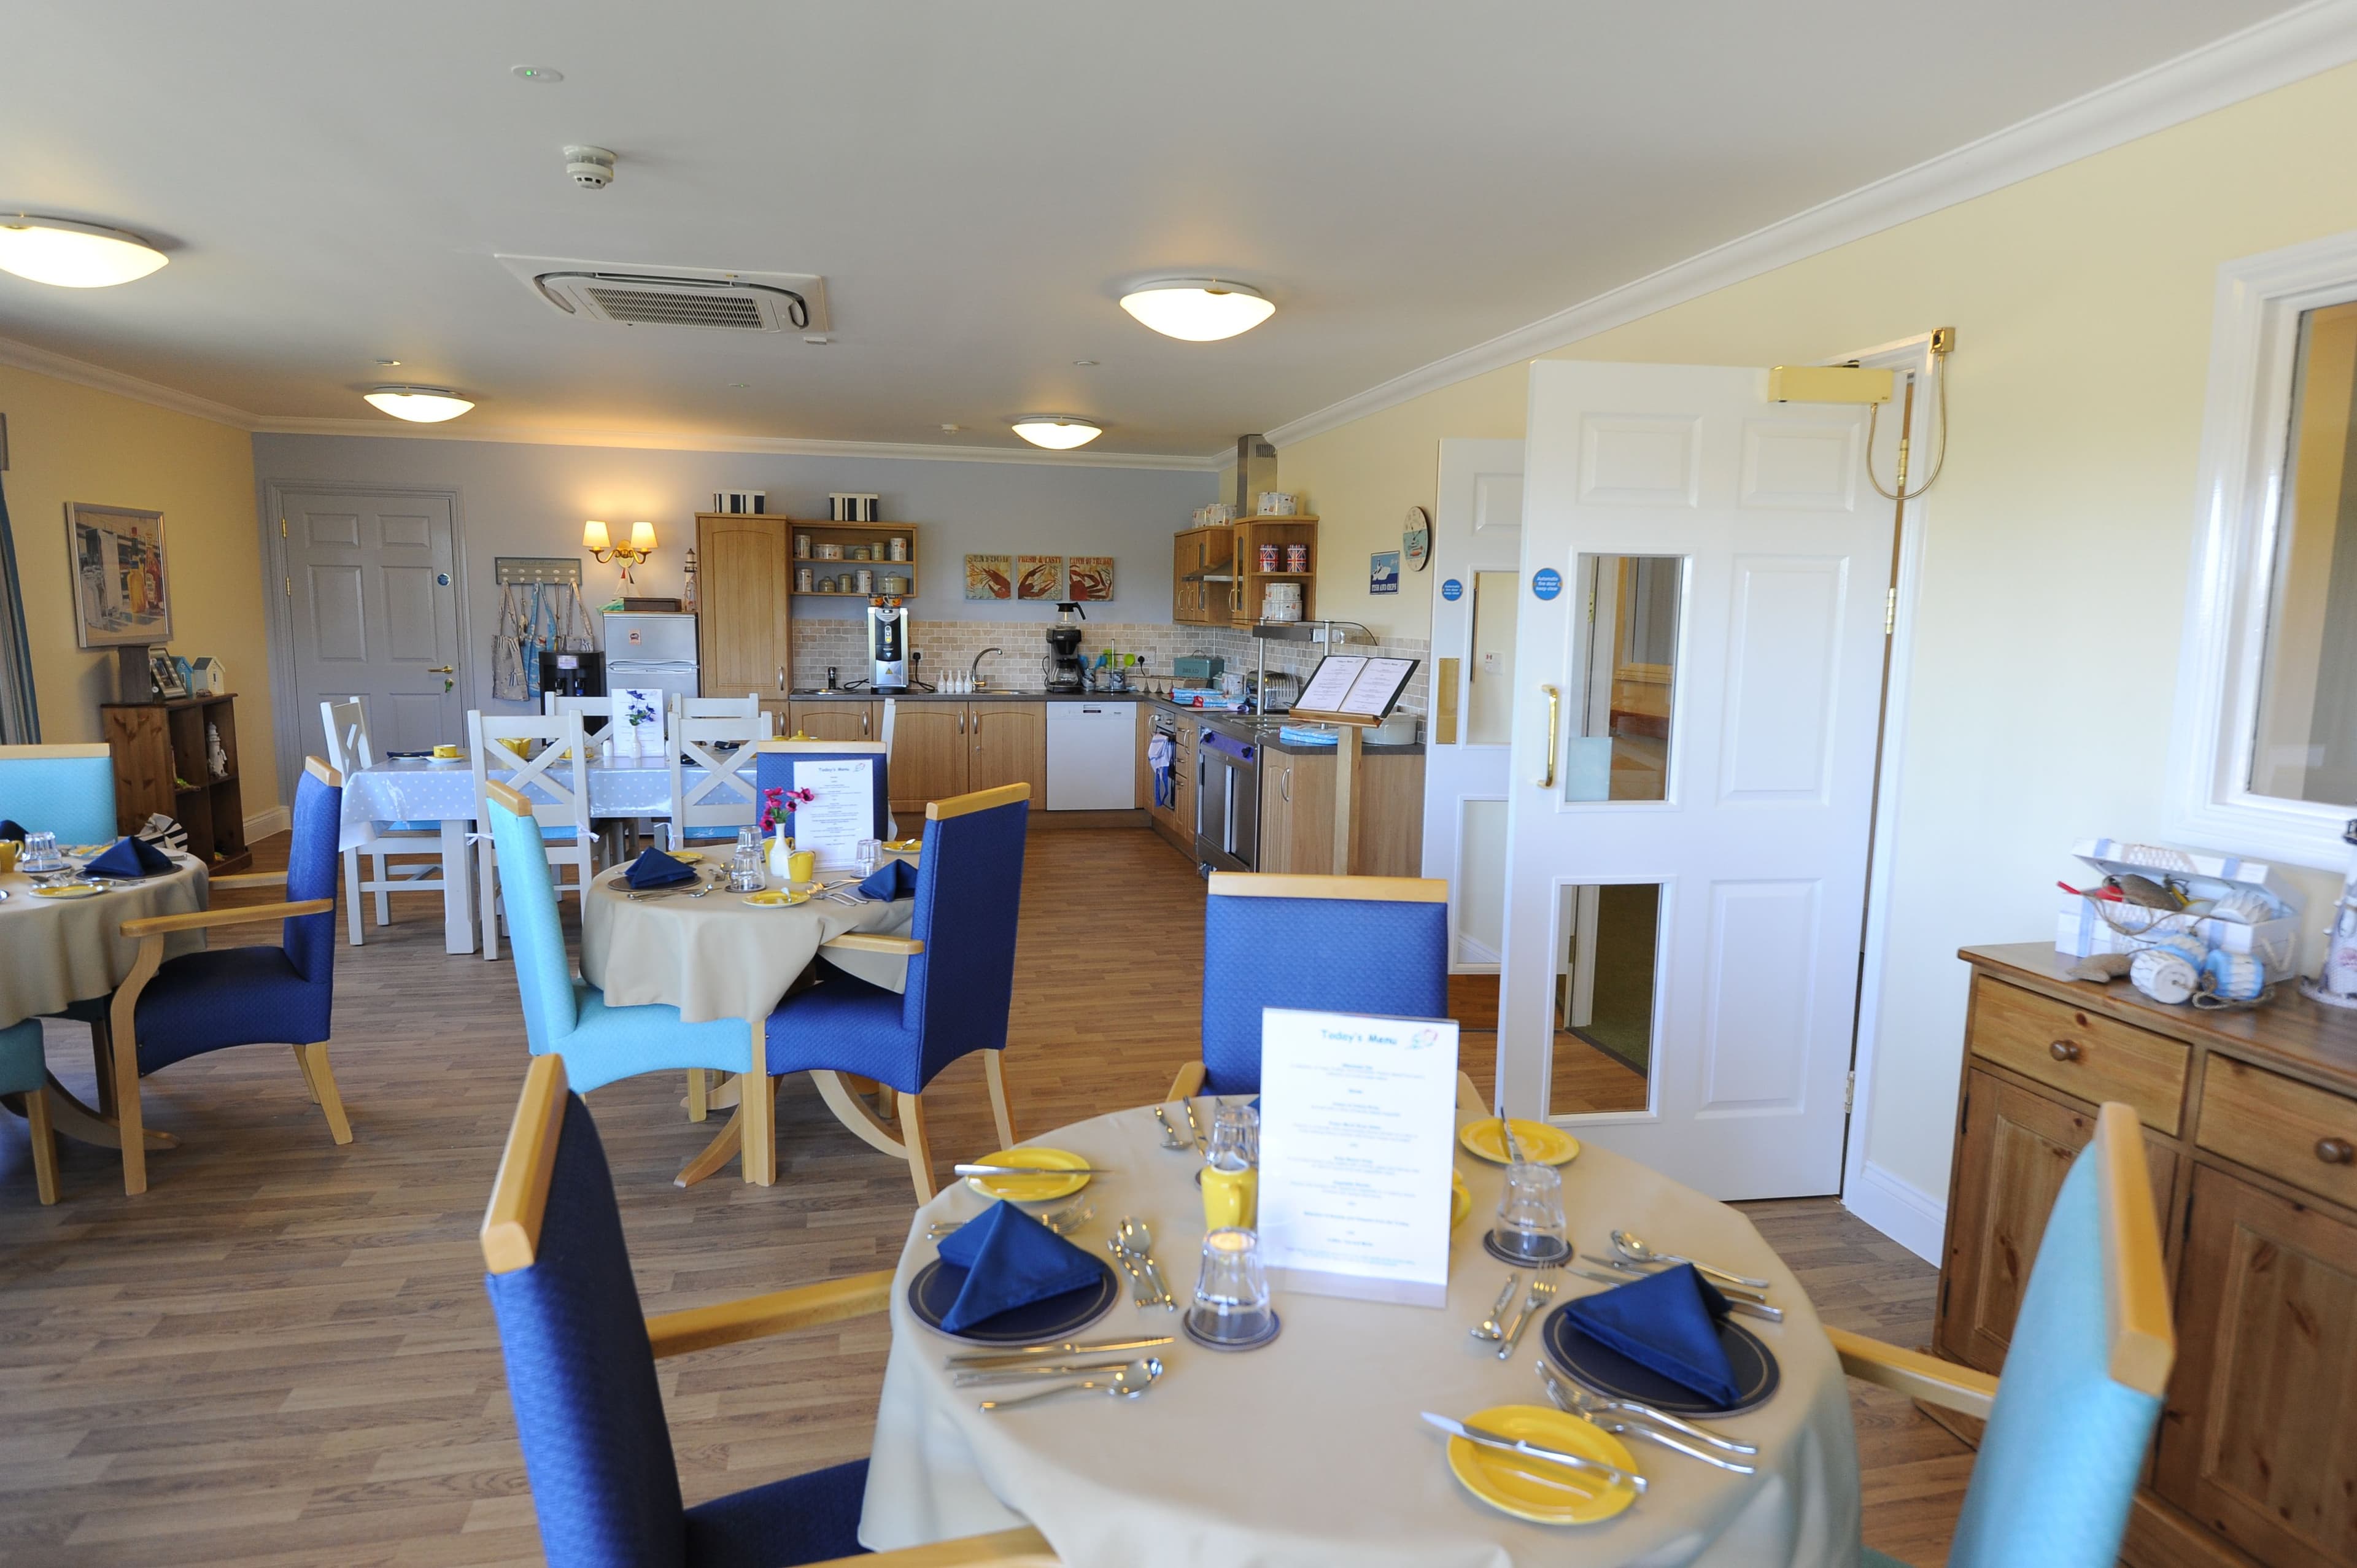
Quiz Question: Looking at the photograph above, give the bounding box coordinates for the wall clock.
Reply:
[1403,505,1432,571]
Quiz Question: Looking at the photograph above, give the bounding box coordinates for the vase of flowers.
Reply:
[762,784,815,880]
[621,694,660,760]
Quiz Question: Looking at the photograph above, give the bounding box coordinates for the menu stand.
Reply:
[1287,652,1418,875]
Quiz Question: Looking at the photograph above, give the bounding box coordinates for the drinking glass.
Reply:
[21,831,61,873]
[1493,1161,1569,1262]
[1189,1227,1273,1343]
[728,828,765,892]
[854,838,880,875]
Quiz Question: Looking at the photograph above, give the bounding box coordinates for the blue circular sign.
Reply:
[1532,567,1563,601]
[1441,578,1463,602]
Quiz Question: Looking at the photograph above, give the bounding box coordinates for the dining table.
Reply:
[859,1080,1862,1567]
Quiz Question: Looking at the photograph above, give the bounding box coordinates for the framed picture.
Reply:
[1015,555,1064,600]
[149,644,188,700]
[1067,555,1114,601]
[1369,550,1401,595]
[964,554,1013,600]
[68,503,171,647]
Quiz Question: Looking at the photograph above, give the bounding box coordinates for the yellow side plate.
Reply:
[741,887,811,908]
[1452,1167,1471,1229]
[882,838,923,853]
[963,1147,1091,1203]
[1459,1118,1579,1167]
[665,850,704,865]
[1446,1404,1640,1526]
[33,882,104,899]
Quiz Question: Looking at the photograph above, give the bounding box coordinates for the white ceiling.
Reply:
[0,1,2316,460]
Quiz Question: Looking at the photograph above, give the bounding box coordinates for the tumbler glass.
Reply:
[1189,1227,1273,1343]
[1492,1161,1568,1262]
[21,831,61,873]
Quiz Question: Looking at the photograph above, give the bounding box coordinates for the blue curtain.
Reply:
[0,473,39,743]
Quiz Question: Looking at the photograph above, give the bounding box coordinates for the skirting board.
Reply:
[244,805,290,844]
[1843,1159,1946,1265]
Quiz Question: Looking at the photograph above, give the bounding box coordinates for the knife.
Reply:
[1419,1413,1647,1494]
[1578,1254,1770,1305]
[952,1162,1119,1178]
[1570,1268,1784,1323]
[945,1336,1174,1367]
[951,1359,1140,1387]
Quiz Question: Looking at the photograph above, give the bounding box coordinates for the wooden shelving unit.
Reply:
[100,692,253,872]
[1226,515,1318,627]
[791,520,918,598]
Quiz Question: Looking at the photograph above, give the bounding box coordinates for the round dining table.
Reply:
[859,1081,1862,1567]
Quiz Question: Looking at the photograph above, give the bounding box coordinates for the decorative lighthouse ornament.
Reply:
[2302,818,2357,1010]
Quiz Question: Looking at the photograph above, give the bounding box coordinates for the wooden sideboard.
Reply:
[1940,942,2357,1568]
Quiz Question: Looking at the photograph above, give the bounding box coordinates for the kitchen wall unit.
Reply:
[1224,516,1318,628]
[1172,525,1234,625]
[696,512,793,704]
[1938,943,2357,1568]
[791,520,918,600]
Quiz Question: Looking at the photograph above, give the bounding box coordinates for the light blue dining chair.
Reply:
[1170,871,1450,1100]
[479,1054,1054,1568]
[1,1018,58,1205]
[1835,1100,2173,1567]
[759,781,1028,1201]
[0,742,118,845]
[484,779,769,1176]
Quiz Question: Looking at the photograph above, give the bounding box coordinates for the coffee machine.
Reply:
[1044,601,1086,693]
[867,596,910,694]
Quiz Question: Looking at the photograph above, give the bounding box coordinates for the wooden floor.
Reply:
[0,825,1967,1565]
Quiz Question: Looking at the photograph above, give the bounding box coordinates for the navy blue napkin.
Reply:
[934,1202,1101,1332]
[0,819,24,842]
[859,857,918,901]
[85,836,176,879]
[624,848,697,890]
[1562,1262,1741,1405]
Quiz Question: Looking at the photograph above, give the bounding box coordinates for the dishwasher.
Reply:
[1044,701,1139,809]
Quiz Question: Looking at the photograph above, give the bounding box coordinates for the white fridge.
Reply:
[603,611,700,711]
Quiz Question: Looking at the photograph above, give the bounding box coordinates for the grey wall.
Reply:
[252,433,1213,717]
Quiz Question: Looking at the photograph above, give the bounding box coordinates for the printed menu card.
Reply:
[1256,1008,1461,1306]
[792,757,877,868]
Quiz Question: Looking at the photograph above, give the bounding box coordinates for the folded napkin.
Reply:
[859,857,918,902]
[624,848,697,890]
[85,835,177,879]
[0,819,24,842]
[1562,1262,1741,1406]
[934,1201,1101,1332]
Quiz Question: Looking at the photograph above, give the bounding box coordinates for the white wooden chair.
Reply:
[468,711,596,962]
[319,697,444,946]
[676,692,762,722]
[664,715,767,851]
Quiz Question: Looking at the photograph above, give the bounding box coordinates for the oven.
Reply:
[1193,724,1260,873]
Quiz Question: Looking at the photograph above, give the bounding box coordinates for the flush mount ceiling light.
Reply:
[0,215,168,288]
[363,385,475,423]
[1118,278,1273,342]
[1010,415,1102,450]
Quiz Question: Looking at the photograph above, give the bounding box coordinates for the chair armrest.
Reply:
[120,899,334,940]
[808,1527,1056,1567]
[207,872,288,890]
[1165,1060,1206,1102]
[822,932,925,956]
[1826,1326,1998,1420]
[644,1268,895,1359]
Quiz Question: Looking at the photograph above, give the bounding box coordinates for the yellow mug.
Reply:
[788,849,816,884]
[0,840,18,874]
[432,743,461,759]
[1202,1162,1256,1231]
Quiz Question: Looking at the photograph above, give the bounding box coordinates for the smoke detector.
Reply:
[562,145,616,190]
[496,254,832,334]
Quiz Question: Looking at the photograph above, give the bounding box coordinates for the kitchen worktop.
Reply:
[1150,696,1425,755]
[787,688,1142,703]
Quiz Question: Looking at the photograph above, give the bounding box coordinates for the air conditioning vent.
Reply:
[495,255,831,334]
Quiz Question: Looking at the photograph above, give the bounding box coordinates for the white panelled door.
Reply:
[1421,439,1525,974]
[1497,361,1889,1198]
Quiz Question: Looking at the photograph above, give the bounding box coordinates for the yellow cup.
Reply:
[432,743,461,759]
[0,840,18,874]
[1202,1163,1257,1231]
[788,849,816,884]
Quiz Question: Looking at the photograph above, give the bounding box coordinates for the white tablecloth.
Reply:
[0,857,211,1029]
[860,1092,1860,1567]
[339,758,702,849]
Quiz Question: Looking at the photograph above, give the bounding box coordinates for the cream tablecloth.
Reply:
[0,857,211,1029]
[859,1089,1861,1567]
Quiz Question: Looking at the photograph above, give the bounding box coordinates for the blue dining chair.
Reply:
[101,757,350,1195]
[754,739,891,844]
[1836,1100,2174,1568]
[1170,872,1450,1100]
[759,782,1029,1201]
[1,1018,58,1205]
[483,779,775,1182]
[0,742,118,844]
[480,1054,1056,1568]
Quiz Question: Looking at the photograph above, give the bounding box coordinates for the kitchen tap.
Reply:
[972,647,1004,690]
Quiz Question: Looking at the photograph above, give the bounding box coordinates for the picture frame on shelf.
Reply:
[68,503,171,647]
[149,644,188,700]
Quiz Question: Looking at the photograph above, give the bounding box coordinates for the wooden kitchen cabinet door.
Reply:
[786,700,876,743]
[697,515,791,699]
[969,701,1045,810]
[2156,1165,2357,1567]
[1938,1068,2180,1377]
[1173,533,1199,622]
[888,702,967,813]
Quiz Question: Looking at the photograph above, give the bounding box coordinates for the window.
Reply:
[2170,233,2357,865]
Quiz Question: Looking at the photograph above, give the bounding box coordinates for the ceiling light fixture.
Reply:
[1118,278,1273,342]
[0,215,168,288]
[363,385,476,423]
[1011,415,1102,450]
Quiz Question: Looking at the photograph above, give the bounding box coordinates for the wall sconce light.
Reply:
[583,519,657,582]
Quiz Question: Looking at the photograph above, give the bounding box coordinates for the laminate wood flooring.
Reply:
[0,825,1965,1565]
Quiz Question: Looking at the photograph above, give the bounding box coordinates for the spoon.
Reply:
[1610,1229,1771,1291]
[1470,1272,1520,1341]
[1117,1218,1176,1308]
[977,1357,1161,1410]
[1535,1359,1759,1454]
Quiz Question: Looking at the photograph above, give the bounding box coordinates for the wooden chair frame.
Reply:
[470,712,596,961]
[320,696,444,945]
[0,1079,60,1205]
[483,1054,1058,1568]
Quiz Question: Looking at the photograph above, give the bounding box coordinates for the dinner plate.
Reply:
[1458,1118,1579,1167]
[33,882,104,900]
[1540,1301,1782,1416]
[741,887,811,908]
[962,1147,1091,1202]
[905,1253,1118,1345]
[1444,1403,1641,1526]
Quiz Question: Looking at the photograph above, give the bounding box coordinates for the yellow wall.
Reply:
[1279,61,2357,1203]
[1,363,277,819]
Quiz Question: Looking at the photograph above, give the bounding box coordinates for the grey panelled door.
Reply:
[282,490,464,768]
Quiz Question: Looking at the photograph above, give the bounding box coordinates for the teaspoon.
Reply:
[1116,1218,1176,1308]
[977,1357,1161,1410]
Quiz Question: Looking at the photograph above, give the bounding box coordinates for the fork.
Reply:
[927,1200,1092,1240]
[1495,1270,1558,1360]
[1535,1359,1759,1455]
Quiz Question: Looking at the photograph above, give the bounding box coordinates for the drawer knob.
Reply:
[2318,1138,2354,1166]
[2049,1040,2082,1062]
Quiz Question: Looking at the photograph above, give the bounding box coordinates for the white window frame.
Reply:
[2168,230,2357,869]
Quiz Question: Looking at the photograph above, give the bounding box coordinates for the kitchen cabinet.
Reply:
[885,701,1047,815]
[969,701,1045,809]
[1171,526,1233,625]
[1936,944,2357,1568]
[1225,516,1317,628]
[1258,748,1336,875]
[696,513,792,701]
[785,699,878,743]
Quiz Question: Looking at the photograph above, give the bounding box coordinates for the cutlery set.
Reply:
[946,1336,1177,1410]
[1485,1270,1557,1360]
[1106,1216,1175,1309]
[925,1199,1092,1240]
[1534,1359,1759,1475]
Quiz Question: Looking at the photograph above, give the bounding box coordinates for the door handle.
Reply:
[778,665,786,693]
[1537,684,1560,789]
[862,708,870,736]
[1281,765,1291,802]
[428,665,455,674]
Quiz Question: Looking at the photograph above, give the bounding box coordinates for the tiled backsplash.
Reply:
[788,617,1430,720]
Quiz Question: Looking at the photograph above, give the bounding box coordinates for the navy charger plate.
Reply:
[1540,1302,1781,1416]
[905,1254,1120,1345]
